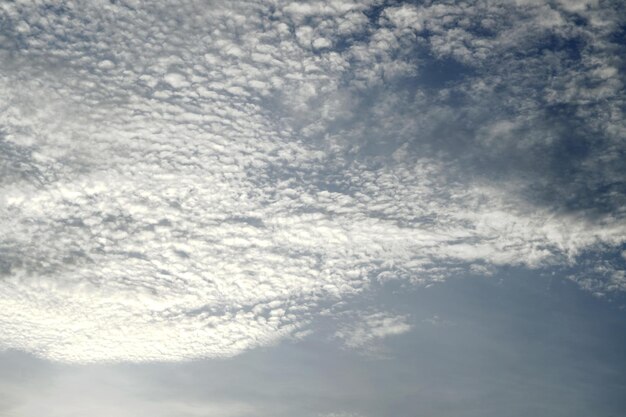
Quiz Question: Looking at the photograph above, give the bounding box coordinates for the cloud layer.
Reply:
[0,0,624,362]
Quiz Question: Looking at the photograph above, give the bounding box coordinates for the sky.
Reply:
[0,0,625,416]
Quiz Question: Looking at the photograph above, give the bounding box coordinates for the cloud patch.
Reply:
[335,312,411,355]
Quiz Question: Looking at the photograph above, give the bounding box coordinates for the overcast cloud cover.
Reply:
[0,0,625,415]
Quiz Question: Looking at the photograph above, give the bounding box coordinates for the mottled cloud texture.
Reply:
[1,0,624,362]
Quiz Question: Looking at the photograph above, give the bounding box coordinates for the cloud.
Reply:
[334,312,411,355]
[0,0,624,362]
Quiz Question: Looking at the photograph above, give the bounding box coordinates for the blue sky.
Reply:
[0,0,625,416]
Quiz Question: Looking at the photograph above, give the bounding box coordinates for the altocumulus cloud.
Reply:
[0,0,625,362]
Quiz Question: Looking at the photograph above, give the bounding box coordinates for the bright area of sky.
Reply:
[0,1,625,416]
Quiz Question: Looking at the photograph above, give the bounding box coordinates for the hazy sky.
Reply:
[0,0,625,416]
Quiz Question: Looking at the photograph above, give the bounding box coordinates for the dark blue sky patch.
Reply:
[416,56,475,89]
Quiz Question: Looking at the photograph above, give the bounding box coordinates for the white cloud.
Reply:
[0,0,624,363]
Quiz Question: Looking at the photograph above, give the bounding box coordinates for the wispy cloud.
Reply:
[335,311,411,356]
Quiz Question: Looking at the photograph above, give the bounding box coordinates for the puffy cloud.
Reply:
[0,0,624,362]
